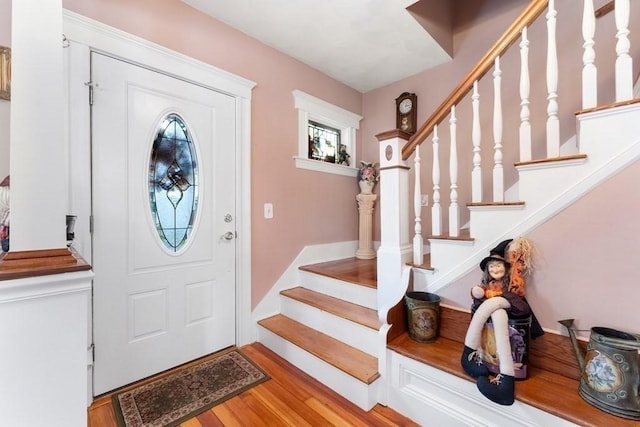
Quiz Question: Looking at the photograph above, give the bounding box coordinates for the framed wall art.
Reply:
[0,46,10,101]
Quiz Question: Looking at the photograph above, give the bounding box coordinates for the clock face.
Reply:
[399,98,413,114]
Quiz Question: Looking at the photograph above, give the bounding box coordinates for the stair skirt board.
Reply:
[298,271,377,310]
[280,295,379,357]
[387,351,577,427]
[258,325,380,411]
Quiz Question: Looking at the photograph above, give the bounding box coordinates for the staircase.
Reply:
[257,258,382,411]
[258,0,640,424]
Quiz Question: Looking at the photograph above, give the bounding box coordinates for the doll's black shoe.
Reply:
[461,345,489,378]
[477,373,515,405]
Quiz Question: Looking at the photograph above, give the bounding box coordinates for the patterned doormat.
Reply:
[112,349,269,427]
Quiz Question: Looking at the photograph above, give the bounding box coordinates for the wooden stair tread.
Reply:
[427,229,474,241]
[299,257,377,288]
[408,253,433,270]
[258,314,380,385]
[466,201,525,207]
[514,153,587,167]
[281,287,381,330]
[388,332,637,427]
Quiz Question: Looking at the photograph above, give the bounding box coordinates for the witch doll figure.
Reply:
[460,238,538,405]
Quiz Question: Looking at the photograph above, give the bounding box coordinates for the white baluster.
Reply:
[471,81,482,203]
[615,0,632,101]
[519,26,532,162]
[582,0,597,108]
[449,106,459,237]
[413,146,423,265]
[493,56,504,202]
[431,125,442,236]
[546,0,560,158]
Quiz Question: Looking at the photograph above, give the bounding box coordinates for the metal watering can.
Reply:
[559,319,640,420]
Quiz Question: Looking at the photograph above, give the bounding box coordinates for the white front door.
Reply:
[91,52,237,395]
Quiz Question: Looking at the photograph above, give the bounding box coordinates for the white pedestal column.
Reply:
[355,193,377,259]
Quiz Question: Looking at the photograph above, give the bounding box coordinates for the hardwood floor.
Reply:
[88,342,419,427]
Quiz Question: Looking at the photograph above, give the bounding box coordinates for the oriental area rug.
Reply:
[112,349,269,427]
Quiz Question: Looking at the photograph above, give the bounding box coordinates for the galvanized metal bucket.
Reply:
[404,292,440,343]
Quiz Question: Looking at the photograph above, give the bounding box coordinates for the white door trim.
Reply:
[63,9,255,400]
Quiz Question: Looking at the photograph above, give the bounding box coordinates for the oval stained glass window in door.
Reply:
[149,113,199,252]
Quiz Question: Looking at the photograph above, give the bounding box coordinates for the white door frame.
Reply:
[62,9,255,399]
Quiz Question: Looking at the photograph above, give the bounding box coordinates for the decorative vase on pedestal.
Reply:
[355,161,378,259]
[358,179,374,194]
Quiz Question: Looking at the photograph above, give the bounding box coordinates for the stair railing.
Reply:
[408,0,631,248]
[376,0,634,322]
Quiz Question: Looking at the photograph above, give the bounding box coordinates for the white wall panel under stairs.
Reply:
[387,351,577,426]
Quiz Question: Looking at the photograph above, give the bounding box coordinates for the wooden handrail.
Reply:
[595,1,614,18]
[402,0,549,160]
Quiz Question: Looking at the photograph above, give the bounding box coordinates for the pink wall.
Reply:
[59,0,363,307]
[0,0,10,180]
[439,160,640,338]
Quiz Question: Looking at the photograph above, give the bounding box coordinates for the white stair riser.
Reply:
[427,239,475,274]
[280,296,378,357]
[467,206,526,242]
[517,162,587,208]
[258,325,379,411]
[299,271,377,309]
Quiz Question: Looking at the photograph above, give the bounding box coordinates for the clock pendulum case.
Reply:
[395,92,417,135]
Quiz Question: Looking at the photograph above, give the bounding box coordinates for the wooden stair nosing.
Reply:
[427,234,474,242]
[258,314,380,385]
[466,201,526,207]
[407,253,433,271]
[281,286,381,331]
[514,153,588,167]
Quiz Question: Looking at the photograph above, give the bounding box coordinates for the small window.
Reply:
[293,90,362,177]
[308,120,343,164]
[149,113,199,252]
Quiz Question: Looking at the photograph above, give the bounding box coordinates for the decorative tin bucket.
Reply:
[404,292,440,343]
[480,316,531,379]
[579,327,640,420]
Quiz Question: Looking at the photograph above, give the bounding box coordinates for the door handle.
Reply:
[222,231,235,241]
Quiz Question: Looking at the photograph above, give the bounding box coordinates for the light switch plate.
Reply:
[264,203,273,219]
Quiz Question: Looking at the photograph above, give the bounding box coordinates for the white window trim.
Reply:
[293,90,362,177]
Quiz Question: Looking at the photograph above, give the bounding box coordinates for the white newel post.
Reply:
[375,131,412,316]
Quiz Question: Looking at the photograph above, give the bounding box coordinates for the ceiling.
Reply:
[181,0,452,93]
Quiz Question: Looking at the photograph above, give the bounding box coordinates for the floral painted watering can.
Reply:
[559,319,640,420]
